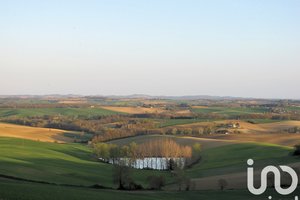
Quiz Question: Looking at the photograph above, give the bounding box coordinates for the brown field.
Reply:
[109,120,300,147]
[169,120,300,146]
[101,106,165,114]
[175,120,300,134]
[203,133,300,147]
[0,123,80,143]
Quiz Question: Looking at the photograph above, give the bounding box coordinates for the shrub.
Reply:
[218,179,228,190]
[147,175,166,190]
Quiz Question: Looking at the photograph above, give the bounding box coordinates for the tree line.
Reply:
[93,139,201,170]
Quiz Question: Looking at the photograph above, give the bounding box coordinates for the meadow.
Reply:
[192,106,270,116]
[0,137,169,188]
[0,107,120,118]
[109,135,298,178]
[0,135,299,199]
[158,119,213,127]
[1,178,290,200]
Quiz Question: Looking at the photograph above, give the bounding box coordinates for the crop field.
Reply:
[0,107,120,118]
[159,118,283,128]
[287,106,300,112]
[0,123,90,143]
[158,119,213,127]
[244,119,283,124]
[101,106,165,114]
[191,106,270,116]
[173,120,300,133]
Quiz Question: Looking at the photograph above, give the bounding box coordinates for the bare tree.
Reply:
[113,160,131,190]
[218,179,228,191]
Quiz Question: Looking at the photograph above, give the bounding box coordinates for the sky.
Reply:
[0,0,299,99]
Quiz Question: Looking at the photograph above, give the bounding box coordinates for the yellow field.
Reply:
[101,106,165,114]
[0,123,79,143]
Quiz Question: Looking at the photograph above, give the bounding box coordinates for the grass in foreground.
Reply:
[0,136,298,196]
[0,177,293,200]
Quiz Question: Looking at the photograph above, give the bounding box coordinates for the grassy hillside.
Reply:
[0,178,291,200]
[192,106,269,116]
[101,106,165,114]
[0,137,168,188]
[0,107,120,118]
[186,142,296,178]
[0,135,298,199]
[110,135,298,177]
[158,119,212,127]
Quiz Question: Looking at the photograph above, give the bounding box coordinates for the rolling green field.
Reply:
[109,135,298,178]
[0,135,299,200]
[0,178,292,200]
[186,143,296,178]
[0,137,168,188]
[158,118,282,128]
[158,119,213,127]
[192,107,269,116]
[244,119,283,124]
[287,106,300,112]
[0,107,120,118]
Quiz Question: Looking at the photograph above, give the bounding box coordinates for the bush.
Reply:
[147,175,166,190]
[293,145,300,156]
[218,179,228,190]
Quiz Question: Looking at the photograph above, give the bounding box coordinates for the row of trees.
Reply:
[165,127,213,136]
[93,139,201,170]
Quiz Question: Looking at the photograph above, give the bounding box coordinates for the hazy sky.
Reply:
[1,0,299,99]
